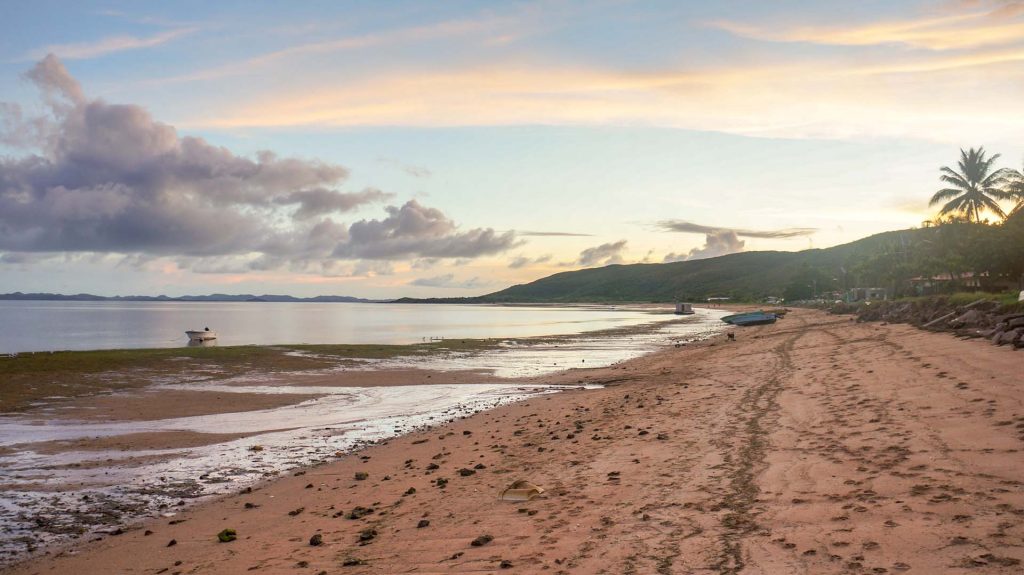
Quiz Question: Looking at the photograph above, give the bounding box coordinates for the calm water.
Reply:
[0,300,681,353]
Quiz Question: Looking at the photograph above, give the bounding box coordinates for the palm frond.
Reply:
[977,194,1007,219]
[939,173,970,189]
[929,188,965,205]
[938,196,966,216]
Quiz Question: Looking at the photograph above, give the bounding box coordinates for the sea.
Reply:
[0,301,728,564]
[3,300,708,354]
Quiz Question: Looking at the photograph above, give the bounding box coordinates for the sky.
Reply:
[1,0,1022,298]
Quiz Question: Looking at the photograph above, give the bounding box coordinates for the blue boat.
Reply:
[721,311,777,326]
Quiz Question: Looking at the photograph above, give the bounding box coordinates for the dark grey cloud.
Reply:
[656,220,816,239]
[0,55,515,272]
[577,240,627,267]
[664,230,745,262]
[409,274,493,289]
[508,254,553,269]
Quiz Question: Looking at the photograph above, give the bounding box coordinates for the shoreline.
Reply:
[5,308,1023,573]
[0,310,728,565]
[0,307,730,414]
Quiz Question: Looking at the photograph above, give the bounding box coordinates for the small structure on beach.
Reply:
[675,302,694,315]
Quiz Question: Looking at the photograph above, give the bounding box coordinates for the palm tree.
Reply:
[998,163,1024,217]
[930,147,1012,223]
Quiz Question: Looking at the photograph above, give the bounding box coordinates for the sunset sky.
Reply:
[1,0,1022,298]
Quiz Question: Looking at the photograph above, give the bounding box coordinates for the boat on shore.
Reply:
[186,327,217,341]
[721,311,777,326]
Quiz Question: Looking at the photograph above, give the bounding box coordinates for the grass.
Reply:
[895,291,1023,309]
[0,339,503,414]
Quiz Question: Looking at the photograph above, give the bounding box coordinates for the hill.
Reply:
[397,228,936,304]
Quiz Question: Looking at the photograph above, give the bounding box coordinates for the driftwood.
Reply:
[922,299,988,329]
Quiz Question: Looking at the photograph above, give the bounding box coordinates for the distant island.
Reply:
[0,292,390,303]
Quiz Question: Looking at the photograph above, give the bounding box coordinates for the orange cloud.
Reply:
[184,55,1024,143]
[708,5,1024,51]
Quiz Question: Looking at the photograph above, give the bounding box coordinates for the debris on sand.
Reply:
[499,480,544,502]
[217,528,237,542]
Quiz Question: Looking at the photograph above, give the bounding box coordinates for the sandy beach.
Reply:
[5,308,1024,574]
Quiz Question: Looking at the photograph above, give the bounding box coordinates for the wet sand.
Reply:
[7,309,1024,574]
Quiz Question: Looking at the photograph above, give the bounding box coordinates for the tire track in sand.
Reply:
[712,326,800,574]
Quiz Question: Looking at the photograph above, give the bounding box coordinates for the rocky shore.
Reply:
[832,296,1024,349]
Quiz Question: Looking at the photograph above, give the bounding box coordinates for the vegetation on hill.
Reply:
[436,147,1024,304]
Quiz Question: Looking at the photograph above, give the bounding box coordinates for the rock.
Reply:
[500,559,513,568]
[346,506,374,519]
[309,533,323,546]
[217,528,237,543]
[470,534,493,547]
[417,519,430,528]
[1009,317,1024,330]
[166,539,177,547]
[995,329,1022,346]
[996,312,1024,324]
[458,468,475,477]
[354,472,369,481]
[358,528,377,542]
[949,309,986,328]
[341,557,366,566]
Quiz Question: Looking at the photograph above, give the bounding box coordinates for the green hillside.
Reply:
[390,229,914,304]
[394,218,1022,304]
[480,231,907,303]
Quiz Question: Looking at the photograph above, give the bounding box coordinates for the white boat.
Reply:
[186,328,217,341]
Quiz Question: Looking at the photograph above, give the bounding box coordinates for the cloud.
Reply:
[656,220,817,239]
[149,16,511,86]
[333,200,518,260]
[24,28,196,61]
[0,55,515,273]
[377,158,432,178]
[707,4,1024,51]
[665,230,746,262]
[409,274,493,289]
[576,240,627,267]
[174,8,1024,144]
[658,220,815,261]
[275,187,392,220]
[508,254,552,269]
